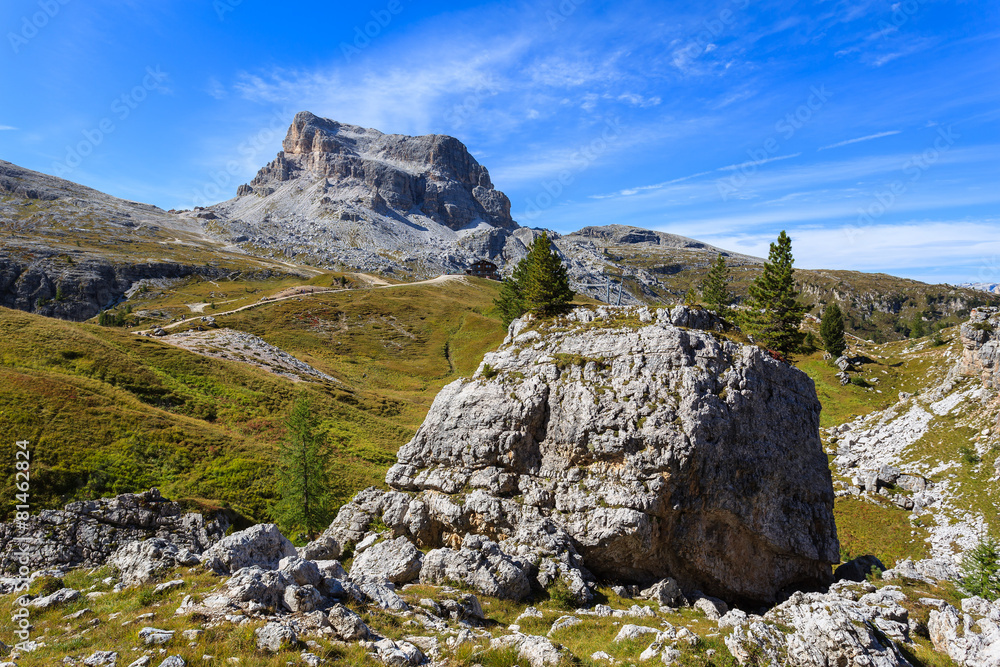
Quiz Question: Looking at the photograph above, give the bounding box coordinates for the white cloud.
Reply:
[818,130,901,151]
[697,221,1000,282]
[0,125,16,131]
[717,153,802,172]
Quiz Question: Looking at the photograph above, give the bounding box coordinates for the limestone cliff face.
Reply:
[958,306,1000,393]
[241,111,515,232]
[327,306,839,605]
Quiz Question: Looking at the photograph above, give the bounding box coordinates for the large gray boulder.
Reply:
[201,523,296,574]
[349,536,422,585]
[108,538,200,587]
[324,307,839,605]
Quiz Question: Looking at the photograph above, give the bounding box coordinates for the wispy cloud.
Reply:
[818,130,901,151]
[0,125,16,131]
[695,221,1000,282]
[717,153,802,171]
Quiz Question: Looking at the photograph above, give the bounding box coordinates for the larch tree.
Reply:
[274,396,332,540]
[494,231,574,325]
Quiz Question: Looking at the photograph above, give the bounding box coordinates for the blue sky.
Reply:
[1,0,998,284]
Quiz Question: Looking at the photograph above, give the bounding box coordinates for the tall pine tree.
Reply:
[274,396,332,540]
[701,254,732,317]
[739,230,807,355]
[820,302,847,357]
[494,232,574,325]
[494,259,529,327]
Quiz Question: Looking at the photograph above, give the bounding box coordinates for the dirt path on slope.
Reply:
[135,274,468,335]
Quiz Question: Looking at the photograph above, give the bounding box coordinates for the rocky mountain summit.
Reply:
[318,305,840,606]
[209,111,532,280]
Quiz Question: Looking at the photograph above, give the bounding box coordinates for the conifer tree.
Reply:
[820,302,847,357]
[274,396,332,540]
[701,254,732,317]
[494,259,529,327]
[494,232,574,325]
[739,230,807,355]
[523,231,574,317]
[961,534,1000,601]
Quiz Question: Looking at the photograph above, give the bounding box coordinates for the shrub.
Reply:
[481,363,498,379]
[959,445,981,466]
[546,579,579,610]
[29,575,65,596]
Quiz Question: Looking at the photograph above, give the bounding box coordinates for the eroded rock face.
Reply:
[0,488,228,573]
[958,307,1000,394]
[267,111,515,232]
[326,306,839,605]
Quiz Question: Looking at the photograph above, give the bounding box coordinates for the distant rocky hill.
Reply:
[0,160,300,321]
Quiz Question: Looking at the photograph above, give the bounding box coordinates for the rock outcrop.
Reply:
[0,488,228,572]
[724,581,914,667]
[274,111,516,232]
[323,306,839,605]
[958,306,1000,395]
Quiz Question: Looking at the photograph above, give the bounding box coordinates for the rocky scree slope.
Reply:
[828,307,1000,584]
[318,305,840,607]
[0,160,299,321]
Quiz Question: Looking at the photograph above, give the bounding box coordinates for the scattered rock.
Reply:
[138,627,175,646]
[350,536,423,585]
[29,587,79,609]
[202,524,296,574]
[490,633,566,667]
[547,615,581,636]
[82,651,118,666]
[226,566,288,609]
[283,584,324,613]
[255,622,297,652]
[640,578,684,608]
[328,603,370,641]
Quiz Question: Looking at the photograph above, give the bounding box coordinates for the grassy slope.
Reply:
[0,276,508,522]
[795,328,1000,568]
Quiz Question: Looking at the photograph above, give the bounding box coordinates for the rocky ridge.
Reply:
[0,488,228,575]
[0,159,301,321]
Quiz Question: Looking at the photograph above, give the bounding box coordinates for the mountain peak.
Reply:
[232,110,515,234]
